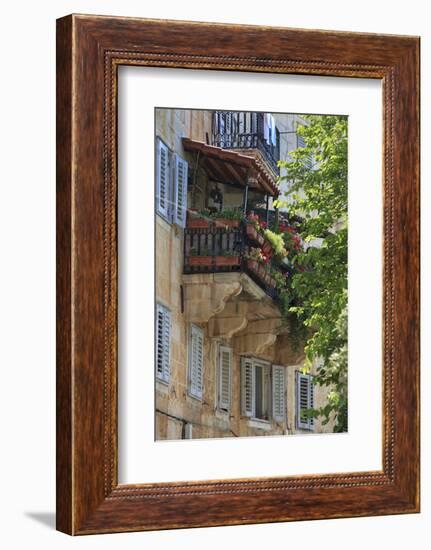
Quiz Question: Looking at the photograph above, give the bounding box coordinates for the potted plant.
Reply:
[245,247,262,273]
[186,209,212,229]
[246,224,265,245]
[245,212,265,245]
[212,208,243,228]
[263,229,289,259]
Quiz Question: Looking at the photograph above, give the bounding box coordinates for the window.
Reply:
[241,358,272,421]
[155,303,171,383]
[218,346,232,412]
[296,371,315,430]
[188,325,204,399]
[156,137,188,226]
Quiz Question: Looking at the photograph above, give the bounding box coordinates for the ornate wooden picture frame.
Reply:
[56,14,420,535]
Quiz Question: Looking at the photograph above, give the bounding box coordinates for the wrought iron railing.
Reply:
[183,221,281,299]
[211,111,280,175]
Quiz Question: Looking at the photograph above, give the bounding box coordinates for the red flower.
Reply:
[262,254,270,264]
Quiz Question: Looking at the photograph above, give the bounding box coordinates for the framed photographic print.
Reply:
[56,14,420,534]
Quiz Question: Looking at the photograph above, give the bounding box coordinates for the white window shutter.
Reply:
[297,133,312,169]
[173,154,188,227]
[241,357,254,417]
[156,138,170,220]
[297,134,306,148]
[309,375,315,427]
[189,325,204,399]
[296,372,314,430]
[218,346,232,411]
[272,365,285,421]
[156,303,171,382]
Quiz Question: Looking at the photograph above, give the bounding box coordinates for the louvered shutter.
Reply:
[173,154,188,227]
[297,134,312,169]
[296,372,314,430]
[272,365,285,421]
[241,357,255,417]
[156,138,170,220]
[155,303,171,382]
[309,376,315,428]
[218,346,232,411]
[189,325,204,399]
[297,134,306,148]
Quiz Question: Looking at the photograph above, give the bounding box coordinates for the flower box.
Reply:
[187,217,211,229]
[214,218,241,229]
[246,224,265,246]
[246,259,258,272]
[266,275,277,289]
[262,240,273,257]
[257,263,267,279]
[215,255,241,267]
[188,256,212,266]
[188,255,241,268]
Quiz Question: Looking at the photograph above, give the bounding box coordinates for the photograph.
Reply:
[155,108,348,440]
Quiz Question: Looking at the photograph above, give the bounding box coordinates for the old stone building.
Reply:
[155,108,334,440]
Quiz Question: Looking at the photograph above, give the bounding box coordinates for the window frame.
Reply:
[241,357,272,422]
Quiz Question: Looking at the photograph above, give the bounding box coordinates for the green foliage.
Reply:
[246,247,265,261]
[276,115,348,432]
[208,208,244,220]
[264,229,287,258]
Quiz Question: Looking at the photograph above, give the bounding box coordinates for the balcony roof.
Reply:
[182,138,279,197]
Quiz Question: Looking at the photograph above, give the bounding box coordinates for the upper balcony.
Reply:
[211,111,280,176]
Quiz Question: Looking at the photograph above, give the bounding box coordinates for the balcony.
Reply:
[183,216,286,300]
[211,111,280,176]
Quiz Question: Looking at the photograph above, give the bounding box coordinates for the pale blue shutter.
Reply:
[309,375,315,428]
[297,133,312,169]
[189,325,204,399]
[272,365,285,421]
[296,372,314,430]
[218,346,232,411]
[156,303,171,382]
[173,154,188,227]
[156,138,170,220]
[241,357,254,417]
